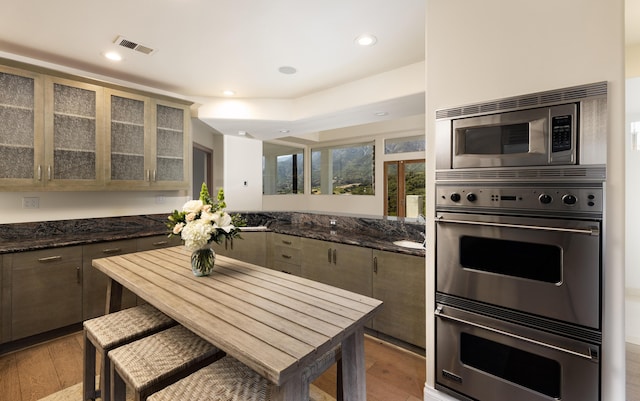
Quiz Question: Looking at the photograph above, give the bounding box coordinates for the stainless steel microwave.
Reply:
[452,104,576,169]
[435,82,608,172]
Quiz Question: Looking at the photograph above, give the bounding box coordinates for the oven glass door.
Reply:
[436,304,600,401]
[436,212,601,328]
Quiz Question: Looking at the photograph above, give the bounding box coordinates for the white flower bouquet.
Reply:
[167,183,245,251]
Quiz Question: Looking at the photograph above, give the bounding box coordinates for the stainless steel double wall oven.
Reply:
[434,82,608,401]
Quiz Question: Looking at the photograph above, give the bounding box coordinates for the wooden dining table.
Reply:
[92,245,383,401]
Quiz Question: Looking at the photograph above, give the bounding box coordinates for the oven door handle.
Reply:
[435,216,599,236]
[434,306,597,361]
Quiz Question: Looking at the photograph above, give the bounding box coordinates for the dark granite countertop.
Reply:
[267,224,425,256]
[0,215,170,254]
[0,212,425,257]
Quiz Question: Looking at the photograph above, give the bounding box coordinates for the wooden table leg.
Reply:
[105,278,123,314]
[270,369,304,401]
[341,326,367,401]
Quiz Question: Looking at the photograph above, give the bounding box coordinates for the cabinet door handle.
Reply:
[230,238,234,250]
[152,241,168,246]
[333,249,337,264]
[102,248,122,254]
[38,255,62,262]
[47,165,52,181]
[327,248,332,263]
[37,165,42,181]
[281,254,292,259]
[145,169,150,181]
[152,169,157,182]
[373,256,378,273]
[282,240,292,245]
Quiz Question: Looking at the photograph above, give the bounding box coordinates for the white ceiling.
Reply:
[2,0,638,141]
[0,0,426,140]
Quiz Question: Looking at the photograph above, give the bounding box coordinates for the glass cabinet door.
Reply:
[107,91,149,185]
[0,66,43,187]
[154,101,189,187]
[44,77,103,187]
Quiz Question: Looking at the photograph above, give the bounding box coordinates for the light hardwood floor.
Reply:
[2,332,638,401]
[0,332,425,401]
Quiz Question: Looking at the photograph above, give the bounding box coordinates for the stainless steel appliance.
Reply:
[435,304,600,401]
[436,185,602,329]
[435,81,607,173]
[434,82,607,401]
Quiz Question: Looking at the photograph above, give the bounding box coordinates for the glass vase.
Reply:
[191,244,216,276]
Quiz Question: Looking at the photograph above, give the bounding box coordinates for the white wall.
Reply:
[222,135,263,211]
[626,77,640,344]
[424,1,625,400]
[0,191,188,224]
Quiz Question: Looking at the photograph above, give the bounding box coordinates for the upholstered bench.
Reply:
[147,347,343,401]
[83,304,176,401]
[109,324,226,401]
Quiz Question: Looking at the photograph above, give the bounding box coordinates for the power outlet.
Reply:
[22,197,40,209]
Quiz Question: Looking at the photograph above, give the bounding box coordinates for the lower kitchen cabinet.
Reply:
[301,238,372,297]
[0,255,5,343]
[8,246,83,341]
[82,240,138,320]
[0,235,185,344]
[372,250,425,348]
[268,233,302,275]
[212,231,267,266]
[137,234,182,251]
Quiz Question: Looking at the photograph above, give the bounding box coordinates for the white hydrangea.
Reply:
[181,219,215,251]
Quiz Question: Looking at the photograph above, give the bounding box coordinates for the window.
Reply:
[311,141,374,195]
[262,142,304,194]
[384,135,425,154]
[385,159,425,217]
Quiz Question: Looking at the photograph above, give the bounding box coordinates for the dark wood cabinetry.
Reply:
[372,250,426,348]
[7,246,83,341]
[301,238,373,297]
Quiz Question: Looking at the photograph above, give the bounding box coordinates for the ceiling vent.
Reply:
[113,36,156,55]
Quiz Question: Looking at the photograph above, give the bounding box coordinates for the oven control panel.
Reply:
[436,185,603,214]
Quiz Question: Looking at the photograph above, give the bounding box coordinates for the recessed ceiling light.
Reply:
[355,34,377,46]
[238,131,247,136]
[374,111,388,116]
[279,129,290,134]
[104,51,122,61]
[223,90,235,96]
[278,66,297,75]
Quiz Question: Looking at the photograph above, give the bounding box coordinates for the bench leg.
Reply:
[101,349,112,401]
[83,332,97,401]
[110,363,127,401]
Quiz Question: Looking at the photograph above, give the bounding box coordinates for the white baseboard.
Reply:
[424,385,463,401]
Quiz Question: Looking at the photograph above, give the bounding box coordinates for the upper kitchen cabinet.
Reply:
[43,76,104,189]
[105,89,150,186]
[0,65,44,189]
[105,89,190,190]
[0,59,191,191]
[153,100,189,188]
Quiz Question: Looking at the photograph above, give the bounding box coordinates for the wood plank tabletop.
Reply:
[92,245,383,388]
